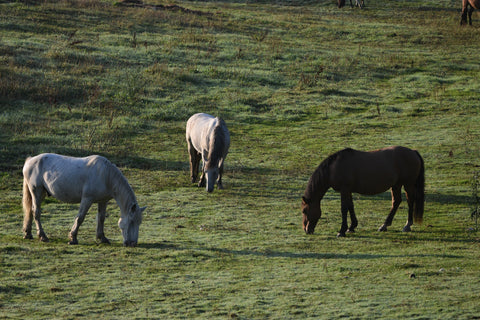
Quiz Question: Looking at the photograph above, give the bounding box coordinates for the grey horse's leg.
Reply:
[198,151,208,188]
[188,140,201,183]
[23,186,34,239]
[69,198,93,245]
[96,202,110,244]
[217,159,225,189]
[31,187,48,242]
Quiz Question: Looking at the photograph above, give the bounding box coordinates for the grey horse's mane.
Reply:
[205,118,227,170]
[104,158,138,216]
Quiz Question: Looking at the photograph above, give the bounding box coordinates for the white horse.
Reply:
[186,113,230,193]
[22,153,146,247]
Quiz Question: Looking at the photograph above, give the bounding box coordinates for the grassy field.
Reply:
[1,0,480,318]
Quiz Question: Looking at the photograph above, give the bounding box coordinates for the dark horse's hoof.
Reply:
[24,234,33,240]
[68,240,78,245]
[402,225,412,232]
[98,237,111,244]
[337,232,346,237]
[378,225,388,232]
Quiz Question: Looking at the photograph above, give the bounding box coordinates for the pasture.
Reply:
[1,0,480,318]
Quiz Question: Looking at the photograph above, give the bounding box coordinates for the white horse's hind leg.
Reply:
[69,197,93,245]
[31,187,48,242]
[96,202,110,244]
[22,182,34,239]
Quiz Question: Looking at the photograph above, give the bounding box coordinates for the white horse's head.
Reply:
[118,203,145,247]
[205,167,219,193]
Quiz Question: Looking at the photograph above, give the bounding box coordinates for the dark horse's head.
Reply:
[301,196,321,234]
[338,0,346,8]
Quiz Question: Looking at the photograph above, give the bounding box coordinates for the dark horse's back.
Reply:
[330,146,422,194]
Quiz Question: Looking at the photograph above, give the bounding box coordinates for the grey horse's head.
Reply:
[118,203,145,247]
[205,167,219,193]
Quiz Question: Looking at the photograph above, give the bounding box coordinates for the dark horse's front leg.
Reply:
[338,192,358,237]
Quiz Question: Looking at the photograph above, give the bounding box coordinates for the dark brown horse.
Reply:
[301,146,424,237]
[338,0,364,9]
[461,0,480,25]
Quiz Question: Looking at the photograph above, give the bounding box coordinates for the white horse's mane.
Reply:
[104,159,138,218]
[205,118,228,170]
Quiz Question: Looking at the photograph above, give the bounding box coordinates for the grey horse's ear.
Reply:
[140,206,147,213]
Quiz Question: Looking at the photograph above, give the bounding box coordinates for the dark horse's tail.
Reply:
[338,0,346,8]
[414,151,425,224]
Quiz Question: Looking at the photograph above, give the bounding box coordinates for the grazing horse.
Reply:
[338,0,364,8]
[22,153,146,246]
[461,0,480,25]
[301,146,424,237]
[186,113,230,193]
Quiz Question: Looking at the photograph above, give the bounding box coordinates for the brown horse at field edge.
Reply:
[338,0,364,8]
[461,0,480,25]
[301,146,424,237]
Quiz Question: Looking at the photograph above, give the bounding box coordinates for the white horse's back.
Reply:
[23,153,112,203]
[186,113,217,152]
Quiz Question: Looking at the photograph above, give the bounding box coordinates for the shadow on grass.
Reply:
[139,241,463,260]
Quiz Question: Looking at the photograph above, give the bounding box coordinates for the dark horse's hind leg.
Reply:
[402,185,416,232]
[338,192,358,237]
[378,186,402,232]
[469,6,474,25]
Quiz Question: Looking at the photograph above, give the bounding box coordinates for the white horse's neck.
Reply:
[108,164,136,216]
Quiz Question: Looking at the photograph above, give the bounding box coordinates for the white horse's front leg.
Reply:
[69,198,93,245]
[96,202,110,244]
[198,152,208,188]
[217,159,225,189]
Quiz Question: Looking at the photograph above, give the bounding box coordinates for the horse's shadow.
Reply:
[138,241,463,260]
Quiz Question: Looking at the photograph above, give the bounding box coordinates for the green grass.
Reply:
[1,0,480,318]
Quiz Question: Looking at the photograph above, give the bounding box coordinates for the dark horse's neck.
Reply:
[304,154,335,203]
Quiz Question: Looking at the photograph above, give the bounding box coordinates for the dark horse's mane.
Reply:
[206,118,226,170]
[304,148,355,200]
